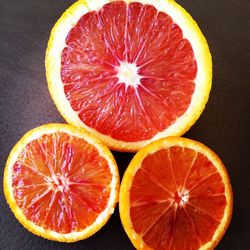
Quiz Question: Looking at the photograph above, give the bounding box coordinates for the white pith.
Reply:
[173,189,189,207]
[116,62,141,88]
[46,0,212,152]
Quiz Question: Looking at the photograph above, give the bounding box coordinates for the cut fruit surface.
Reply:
[46,0,212,152]
[3,124,119,242]
[119,137,233,250]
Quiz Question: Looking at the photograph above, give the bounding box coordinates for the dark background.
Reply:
[0,0,249,249]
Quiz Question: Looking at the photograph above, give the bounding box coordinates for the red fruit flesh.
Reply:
[61,1,197,142]
[130,147,226,250]
[12,132,112,233]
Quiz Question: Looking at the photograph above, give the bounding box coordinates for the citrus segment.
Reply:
[46,0,212,151]
[4,124,119,242]
[119,137,232,249]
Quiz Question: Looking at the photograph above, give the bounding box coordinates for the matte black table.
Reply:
[0,0,249,249]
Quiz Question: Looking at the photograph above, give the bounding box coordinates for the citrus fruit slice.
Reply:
[3,124,119,242]
[119,137,233,250]
[46,0,212,152]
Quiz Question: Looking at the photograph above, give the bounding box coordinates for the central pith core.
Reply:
[173,189,189,207]
[116,62,142,88]
[49,175,70,192]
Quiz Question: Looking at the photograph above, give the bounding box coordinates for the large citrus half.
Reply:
[3,124,119,242]
[119,137,233,249]
[46,0,212,151]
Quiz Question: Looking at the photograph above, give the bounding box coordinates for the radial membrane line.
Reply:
[15,162,49,181]
[61,191,73,229]
[131,199,169,208]
[187,201,221,223]
[190,193,226,198]
[69,182,105,187]
[141,167,174,197]
[26,187,52,209]
[52,134,58,174]
[91,86,120,128]
[141,76,176,81]
[134,10,159,63]
[102,34,121,65]
[167,149,179,191]
[188,172,218,192]
[37,140,57,178]
[139,83,163,101]
[63,76,117,86]
[71,190,98,213]
[183,206,202,246]
[137,57,157,69]
[43,191,57,224]
[66,44,117,68]
[142,201,174,237]
[182,152,198,191]
[124,3,129,61]
[137,28,176,69]
[13,183,48,189]
[110,85,128,135]
[134,88,156,130]
[167,205,178,249]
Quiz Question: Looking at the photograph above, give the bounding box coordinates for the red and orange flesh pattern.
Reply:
[61,1,197,142]
[12,132,112,233]
[130,147,226,250]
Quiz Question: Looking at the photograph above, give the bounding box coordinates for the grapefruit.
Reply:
[119,137,233,249]
[3,124,119,242]
[46,0,212,152]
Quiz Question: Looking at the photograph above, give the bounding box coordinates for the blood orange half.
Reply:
[3,124,119,242]
[46,0,212,151]
[119,137,233,250]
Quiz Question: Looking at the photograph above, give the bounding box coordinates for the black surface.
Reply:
[0,0,249,249]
